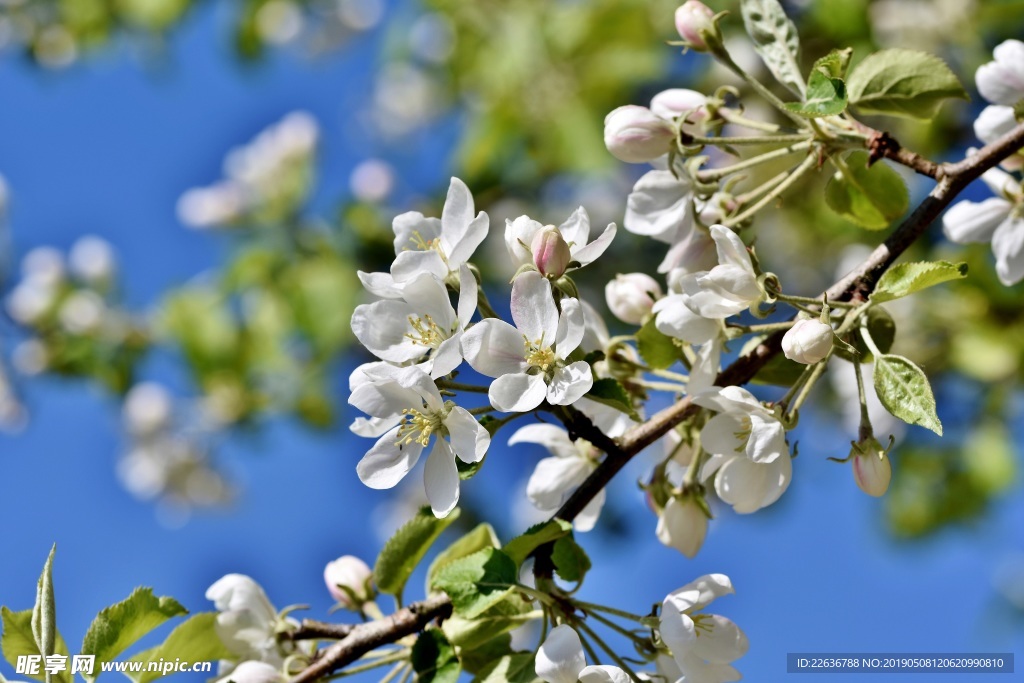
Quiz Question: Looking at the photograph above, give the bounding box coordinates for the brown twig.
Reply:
[290,620,357,641]
[290,121,1024,683]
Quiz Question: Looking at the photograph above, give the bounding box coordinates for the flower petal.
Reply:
[572,222,617,266]
[351,300,423,363]
[690,615,749,664]
[558,206,591,249]
[489,372,547,413]
[461,319,528,377]
[579,665,630,683]
[624,170,694,243]
[508,423,578,459]
[512,272,559,344]
[942,199,1010,244]
[574,488,605,533]
[392,212,441,255]
[526,455,593,511]
[391,249,448,282]
[444,406,490,464]
[714,453,792,513]
[744,412,787,464]
[992,216,1024,286]
[555,297,586,359]
[457,264,478,328]
[356,428,424,490]
[505,216,544,269]
[675,574,735,610]
[659,598,697,659]
[357,270,404,299]
[547,361,594,405]
[535,625,587,683]
[699,414,747,458]
[653,295,721,344]
[423,440,460,517]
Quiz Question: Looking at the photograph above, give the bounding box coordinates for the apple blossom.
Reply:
[605,273,661,325]
[603,105,675,163]
[624,169,695,244]
[674,225,764,318]
[215,662,284,683]
[323,555,374,609]
[350,266,476,378]
[461,272,593,413]
[782,318,834,364]
[504,207,616,277]
[851,436,893,497]
[510,423,604,532]
[350,365,489,517]
[660,574,748,677]
[973,106,1024,171]
[650,88,709,135]
[656,495,708,558]
[535,625,630,683]
[123,382,174,436]
[674,1,721,53]
[68,235,116,285]
[976,39,1024,106]
[206,574,286,666]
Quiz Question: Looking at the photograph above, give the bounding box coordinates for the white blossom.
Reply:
[659,574,748,680]
[68,235,116,284]
[504,207,616,276]
[215,662,284,683]
[206,574,284,666]
[656,496,708,558]
[323,556,374,608]
[350,365,489,517]
[781,318,834,365]
[605,273,661,325]
[976,39,1024,106]
[461,272,593,413]
[123,382,174,436]
[510,423,603,532]
[673,226,763,318]
[604,105,676,163]
[535,625,630,683]
[624,169,695,244]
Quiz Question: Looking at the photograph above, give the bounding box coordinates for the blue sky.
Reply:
[0,2,1021,682]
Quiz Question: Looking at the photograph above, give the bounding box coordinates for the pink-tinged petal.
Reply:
[489,372,547,413]
[676,573,735,609]
[356,428,424,489]
[690,615,749,664]
[624,170,694,243]
[558,206,591,249]
[574,488,605,533]
[391,212,441,255]
[456,264,478,328]
[992,216,1024,285]
[578,665,630,683]
[460,319,528,377]
[357,270,404,299]
[429,335,463,378]
[351,300,423,363]
[536,625,587,683]
[554,297,586,358]
[402,272,456,332]
[744,412,787,464]
[511,272,559,344]
[526,455,593,511]
[448,212,490,267]
[505,216,544,269]
[572,221,616,266]
[943,199,1010,244]
[508,423,578,459]
[547,361,593,406]
[391,249,448,283]
[423,440,460,517]
[653,295,721,344]
[699,414,747,456]
[444,406,490,464]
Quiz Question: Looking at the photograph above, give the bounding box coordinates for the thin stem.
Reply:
[786,352,831,417]
[687,133,810,146]
[325,649,409,678]
[572,601,648,624]
[575,619,644,683]
[435,380,489,393]
[718,107,784,133]
[730,321,797,334]
[734,170,789,206]
[852,356,872,434]
[468,405,494,415]
[585,610,649,647]
[635,378,689,394]
[773,292,856,309]
[697,140,812,182]
[713,50,809,127]
[682,447,706,489]
[723,152,817,227]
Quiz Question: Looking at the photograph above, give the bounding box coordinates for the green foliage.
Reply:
[427,524,501,595]
[0,609,72,683]
[825,152,909,229]
[636,318,683,370]
[411,629,461,683]
[872,354,943,435]
[31,545,57,680]
[584,378,641,421]
[784,69,847,117]
[503,520,573,567]
[441,599,536,652]
[835,306,895,363]
[872,261,969,303]
[846,49,968,119]
[374,507,461,598]
[125,613,232,683]
[473,653,541,683]
[431,548,518,619]
[551,536,592,583]
[80,588,188,679]
[741,0,805,97]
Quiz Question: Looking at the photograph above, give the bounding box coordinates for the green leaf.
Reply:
[374,507,461,598]
[411,629,460,683]
[835,306,895,363]
[551,537,591,584]
[442,598,537,652]
[751,352,806,387]
[473,653,540,683]
[427,523,500,595]
[785,70,847,117]
[458,633,514,675]
[813,48,853,79]
[825,152,909,229]
[741,0,805,97]
[431,548,518,619]
[873,354,943,435]
[1,608,72,683]
[846,48,968,119]
[31,545,57,674]
[584,378,640,421]
[80,588,188,680]
[502,520,572,567]
[872,261,968,302]
[125,613,232,683]
[636,318,682,370]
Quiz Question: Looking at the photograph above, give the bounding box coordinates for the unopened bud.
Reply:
[650,89,709,135]
[531,228,572,278]
[674,1,721,53]
[656,495,708,558]
[851,437,893,497]
[324,555,374,610]
[604,105,675,164]
[606,273,662,325]
[781,318,833,364]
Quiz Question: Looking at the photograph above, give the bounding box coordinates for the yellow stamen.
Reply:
[405,314,447,348]
[395,407,445,447]
[524,336,556,372]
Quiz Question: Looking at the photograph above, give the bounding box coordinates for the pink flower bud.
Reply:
[605,273,662,325]
[650,89,709,135]
[674,1,719,52]
[604,105,675,164]
[324,555,374,609]
[531,227,572,278]
[851,438,892,497]
[781,319,833,364]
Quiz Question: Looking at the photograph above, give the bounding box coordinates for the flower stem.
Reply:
[574,619,644,683]
[722,152,817,227]
[730,320,797,334]
[711,49,809,128]
[687,132,810,146]
[435,380,490,393]
[718,107,784,133]
[572,601,648,624]
[696,140,812,182]
[324,649,409,679]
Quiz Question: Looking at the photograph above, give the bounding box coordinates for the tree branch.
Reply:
[289,121,1024,683]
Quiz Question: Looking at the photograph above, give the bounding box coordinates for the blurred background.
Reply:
[0,0,1023,681]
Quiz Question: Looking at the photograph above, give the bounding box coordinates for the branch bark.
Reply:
[290,121,1024,683]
